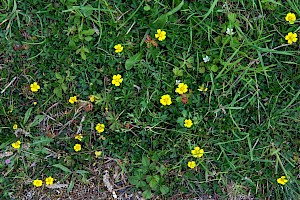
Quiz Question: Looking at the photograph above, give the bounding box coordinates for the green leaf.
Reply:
[153,14,168,28]
[144,4,151,11]
[82,47,89,53]
[125,52,143,70]
[75,48,81,54]
[210,65,219,72]
[82,29,94,36]
[142,155,150,167]
[76,170,90,175]
[166,0,184,16]
[81,51,87,60]
[228,12,237,24]
[61,83,68,93]
[53,164,72,173]
[181,110,187,117]
[73,15,80,25]
[53,87,62,98]
[55,73,63,80]
[67,177,75,192]
[173,67,183,76]
[176,117,184,125]
[29,115,45,127]
[31,136,54,145]
[160,185,169,195]
[149,162,156,171]
[128,176,146,188]
[80,5,94,17]
[156,165,167,176]
[176,96,182,103]
[142,190,152,199]
[84,36,93,41]
[149,175,160,189]
[199,67,206,73]
[23,107,33,125]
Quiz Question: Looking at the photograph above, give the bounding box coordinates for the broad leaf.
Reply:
[53,164,72,173]
[125,52,143,70]
[23,107,33,125]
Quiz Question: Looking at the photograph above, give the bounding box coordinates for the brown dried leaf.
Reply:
[0,151,13,158]
[45,183,68,189]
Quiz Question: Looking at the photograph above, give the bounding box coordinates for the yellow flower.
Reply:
[69,96,77,104]
[187,161,196,169]
[75,134,83,141]
[96,123,105,133]
[175,83,188,94]
[114,44,123,53]
[277,176,288,185]
[30,82,40,92]
[160,94,172,106]
[155,29,166,41]
[95,151,102,158]
[11,140,21,149]
[285,32,298,44]
[184,119,193,128]
[285,12,296,24]
[33,101,37,105]
[112,74,123,86]
[191,147,204,158]
[74,144,81,152]
[198,84,208,92]
[33,179,43,187]
[45,176,54,185]
[89,95,96,102]
[13,124,18,130]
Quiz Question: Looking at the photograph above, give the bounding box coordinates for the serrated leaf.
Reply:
[142,155,150,167]
[53,164,72,173]
[228,12,237,24]
[23,107,33,125]
[129,176,146,188]
[173,67,183,76]
[125,52,143,70]
[55,73,63,80]
[61,83,68,93]
[142,190,152,199]
[160,185,169,195]
[82,29,94,36]
[149,175,160,189]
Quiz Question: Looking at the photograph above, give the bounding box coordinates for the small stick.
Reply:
[1,77,17,94]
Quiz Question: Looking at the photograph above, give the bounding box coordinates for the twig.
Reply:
[76,115,86,135]
[1,77,17,94]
